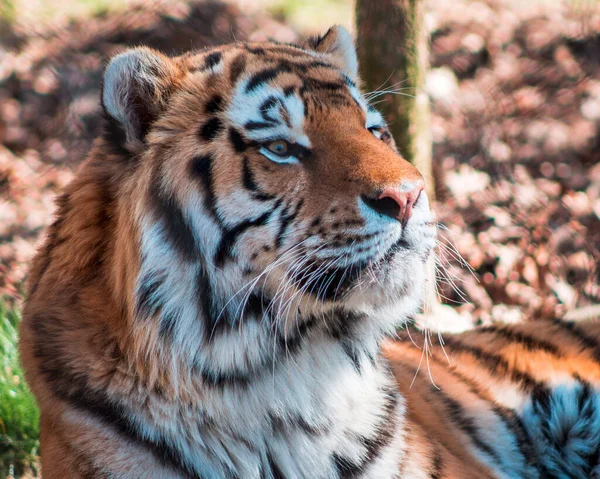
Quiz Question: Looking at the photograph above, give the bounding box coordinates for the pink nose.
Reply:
[361,181,424,223]
[378,183,424,223]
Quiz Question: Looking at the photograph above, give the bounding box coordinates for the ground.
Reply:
[0,0,599,476]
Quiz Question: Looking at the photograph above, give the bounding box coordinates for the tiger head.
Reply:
[99,26,436,374]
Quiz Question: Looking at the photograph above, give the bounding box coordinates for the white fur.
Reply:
[366,108,385,130]
[327,26,359,82]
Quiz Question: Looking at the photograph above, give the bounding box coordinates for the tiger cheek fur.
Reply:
[19,24,600,479]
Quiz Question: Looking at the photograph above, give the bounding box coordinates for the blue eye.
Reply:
[259,140,300,165]
[266,140,289,156]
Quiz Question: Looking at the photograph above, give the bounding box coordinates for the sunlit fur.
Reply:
[20,26,600,478]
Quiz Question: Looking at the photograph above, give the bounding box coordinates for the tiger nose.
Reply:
[361,181,425,223]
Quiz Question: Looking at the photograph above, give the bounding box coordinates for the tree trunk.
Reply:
[355,0,433,199]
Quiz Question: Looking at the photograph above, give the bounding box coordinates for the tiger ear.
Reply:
[302,25,358,81]
[101,48,182,153]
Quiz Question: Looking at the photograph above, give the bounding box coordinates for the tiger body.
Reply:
[19,26,600,478]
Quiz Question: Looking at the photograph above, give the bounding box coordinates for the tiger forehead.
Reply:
[184,41,326,69]
[183,44,366,110]
[172,43,379,149]
[245,72,358,145]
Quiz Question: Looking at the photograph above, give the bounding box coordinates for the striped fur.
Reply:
[19,26,600,478]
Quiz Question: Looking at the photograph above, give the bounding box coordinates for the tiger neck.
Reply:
[130,265,408,477]
[169,317,408,478]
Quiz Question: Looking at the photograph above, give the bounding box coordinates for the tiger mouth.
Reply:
[288,237,411,302]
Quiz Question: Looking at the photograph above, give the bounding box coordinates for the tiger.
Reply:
[18,25,600,478]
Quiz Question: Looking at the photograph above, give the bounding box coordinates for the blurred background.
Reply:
[0,0,599,476]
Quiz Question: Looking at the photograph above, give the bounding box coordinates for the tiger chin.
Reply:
[20,26,600,479]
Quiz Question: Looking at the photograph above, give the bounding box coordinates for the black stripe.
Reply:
[551,318,600,364]
[279,314,317,355]
[328,309,368,342]
[442,336,542,391]
[242,156,274,201]
[149,178,197,260]
[196,253,219,338]
[297,60,339,71]
[145,175,200,340]
[245,120,276,131]
[229,54,247,84]
[292,262,364,303]
[199,117,223,142]
[343,73,357,88]
[189,154,220,223]
[259,97,280,111]
[287,143,311,160]
[229,128,248,153]
[243,293,270,319]
[299,78,345,94]
[203,52,222,71]
[475,325,562,356]
[268,412,328,437]
[333,388,398,478]
[195,363,252,388]
[244,45,266,55]
[202,289,270,343]
[205,95,223,114]
[430,444,444,479]
[157,308,179,340]
[214,211,273,266]
[341,341,361,373]
[274,203,292,248]
[247,44,304,56]
[275,199,303,248]
[259,96,281,124]
[432,385,502,465]
[266,452,285,479]
[245,65,292,93]
[135,273,163,318]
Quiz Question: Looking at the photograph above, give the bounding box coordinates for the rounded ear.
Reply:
[101,48,183,153]
[302,25,358,81]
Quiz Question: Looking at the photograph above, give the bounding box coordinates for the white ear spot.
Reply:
[305,25,358,82]
[329,25,358,81]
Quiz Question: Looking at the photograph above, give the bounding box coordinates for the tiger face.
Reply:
[102,26,435,360]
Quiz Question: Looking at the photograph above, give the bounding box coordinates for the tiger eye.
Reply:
[266,140,289,156]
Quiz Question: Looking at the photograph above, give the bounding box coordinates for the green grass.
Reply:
[0,299,39,479]
[0,0,15,34]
